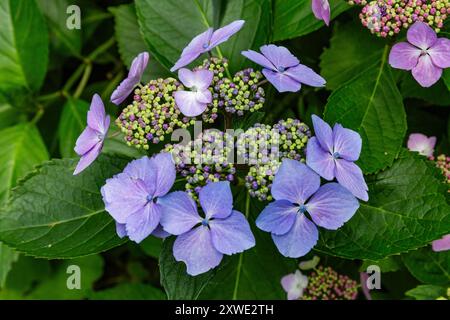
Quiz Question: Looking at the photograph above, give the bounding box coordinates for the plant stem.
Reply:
[256,79,268,86]
[87,37,115,61]
[74,63,92,99]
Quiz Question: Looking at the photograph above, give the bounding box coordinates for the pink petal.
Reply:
[262,68,301,92]
[407,22,437,50]
[407,133,436,157]
[388,42,421,70]
[241,49,276,70]
[432,234,450,252]
[411,54,442,87]
[284,64,326,87]
[428,38,450,69]
[312,0,330,26]
[209,20,245,48]
[174,90,208,117]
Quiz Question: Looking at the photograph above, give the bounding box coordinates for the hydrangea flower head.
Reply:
[174,68,213,117]
[306,115,368,201]
[241,44,326,92]
[256,159,359,258]
[432,234,450,252]
[281,270,308,300]
[111,52,149,105]
[312,0,331,26]
[73,94,110,175]
[407,133,436,157]
[101,153,175,243]
[170,20,245,72]
[159,181,255,276]
[389,22,450,87]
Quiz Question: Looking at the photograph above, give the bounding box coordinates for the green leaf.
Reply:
[0,123,49,205]
[360,256,401,273]
[402,247,450,286]
[0,0,49,92]
[109,3,170,81]
[320,22,385,90]
[400,75,450,106]
[160,193,296,300]
[36,0,82,56]
[135,0,214,71]
[58,99,90,158]
[0,242,18,288]
[88,283,166,300]
[0,155,128,258]
[406,284,447,300]
[316,150,450,260]
[216,0,272,73]
[443,69,450,91]
[324,47,406,173]
[103,125,147,159]
[273,0,350,41]
[0,104,23,130]
[140,237,163,258]
[28,255,104,299]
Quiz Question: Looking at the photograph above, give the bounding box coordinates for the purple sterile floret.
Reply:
[101,152,176,243]
[73,94,110,175]
[241,44,326,92]
[159,181,255,276]
[256,159,359,258]
[170,20,245,72]
[311,0,331,26]
[173,68,213,117]
[111,52,149,105]
[306,115,369,201]
[389,22,450,88]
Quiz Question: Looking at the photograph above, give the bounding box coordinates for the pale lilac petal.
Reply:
[159,191,200,235]
[335,159,369,201]
[170,28,213,72]
[272,215,318,258]
[360,272,372,300]
[123,156,155,182]
[152,225,171,239]
[281,273,296,293]
[209,20,245,48]
[284,64,326,87]
[128,52,149,79]
[241,49,276,71]
[428,38,450,68]
[281,271,307,300]
[73,142,102,175]
[210,210,255,255]
[111,77,138,105]
[306,183,360,230]
[101,174,148,223]
[150,152,176,197]
[306,137,336,180]
[407,22,437,50]
[332,123,362,161]
[178,68,213,90]
[432,234,450,252]
[388,42,421,70]
[115,222,127,238]
[74,127,100,156]
[173,226,223,276]
[271,159,321,204]
[311,115,333,153]
[174,90,208,117]
[260,45,299,69]
[256,200,298,235]
[262,69,301,92]
[125,202,161,243]
[312,0,330,26]
[199,181,233,219]
[407,133,436,157]
[87,94,107,133]
[195,89,212,104]
[412,54,442,87]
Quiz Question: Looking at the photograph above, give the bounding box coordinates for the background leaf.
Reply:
[0,0,49,92]
[405,284,447,300]
[0,242,18,288]
[0,155,128,258]
[88,283,166,300]
[58,99,89,158]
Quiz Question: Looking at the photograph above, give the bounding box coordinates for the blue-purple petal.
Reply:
[306,182,359,230]
[209,20,245,48]
[73,142,103,175]
[125,202,161,243]
[110,77,138,105]
[150,152,176,197]
[256,200,297,235]
[332,123,362,161]
[241,49,276,71]
[159,191,200,235]
[262,69,301,92]
[174,90,208,117]
[335,159,369,201]
[87,94,108,133]
[311,115,334,153]
[199,181,233,219]
[306,136,336,180]
[178,68,213,90]
[128,52,149,80]
[284,64,326,87]
[115,222,127,238]
[74,127,100,156]
[260,45,300,69]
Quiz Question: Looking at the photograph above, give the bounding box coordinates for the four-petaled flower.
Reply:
[281,270,308,300]
[111,52,149,105]
[312,0,330,26]
[174,68,213,117]
[389,22,450,88]
[159,181,255,276]
[73,94,110,175]
[256,159,359,258]
[101,153,176,243]
[432,234,450,252]
[407,133,436,157]
[306,115,368,201]
[241,44,326,92]
[170,20,245,72]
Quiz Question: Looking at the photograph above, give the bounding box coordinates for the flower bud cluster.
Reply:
[430,154,450,191]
